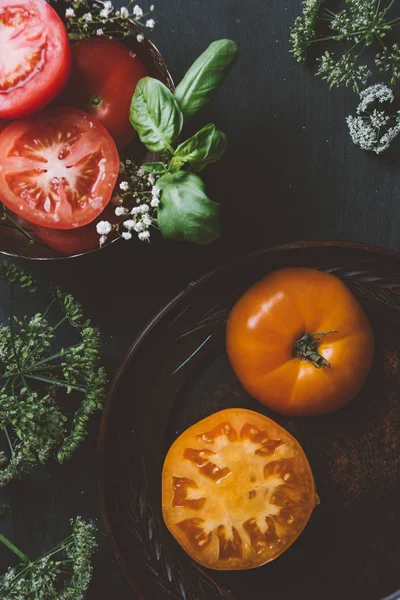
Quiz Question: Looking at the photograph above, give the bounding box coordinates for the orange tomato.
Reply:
[162,408,318,570]
[226,268,374,416]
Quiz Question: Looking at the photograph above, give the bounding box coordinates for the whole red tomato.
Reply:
[226,268,374,416]
[60,38,148,149]
[0,0,71,119]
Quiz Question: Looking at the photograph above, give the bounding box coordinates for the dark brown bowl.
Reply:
[0,23,173,261]
[97,241,400,600]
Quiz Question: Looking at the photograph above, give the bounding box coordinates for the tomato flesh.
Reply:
[60,38,148,149]
[0,107,119,229]
[0,0,71,119]
[162,408,317,570]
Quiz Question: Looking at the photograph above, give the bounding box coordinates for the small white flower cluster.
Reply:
[96,162,163,246]
[65,2,156,41]
[357,83,394,113]
[346,83,400,154]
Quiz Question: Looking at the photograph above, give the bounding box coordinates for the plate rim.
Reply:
[96,240,400,600]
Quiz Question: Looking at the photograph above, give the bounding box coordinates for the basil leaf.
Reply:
[157,171,220,244]
[141,162,167,174]
[174,40,238,119]
[171,123,228,172]
[130,77,183,152]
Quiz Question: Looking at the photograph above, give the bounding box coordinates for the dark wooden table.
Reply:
[2,0,400,598]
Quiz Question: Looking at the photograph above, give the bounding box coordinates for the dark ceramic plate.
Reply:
[0,23,173,261]
[97,242,400,600]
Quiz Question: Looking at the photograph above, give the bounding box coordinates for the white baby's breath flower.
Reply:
[119,181,129,191]
[142,214,152,226]
[82,12,93,22]
[120,6,129,17]
[131,206,141,215]
[150,197,160,207]
[138,230,150,241]
[96,221,112,235]
[133,4,143,17]
[133,221,145,232]
[100,8,110,18]
[148,173,155,185]
[150,4,155,10]
[123,219,135,229]
[145,18,155,29]
[115,206,128,216]
[140,204,149,213]
[65,7,75,18]
[96,28,104,36]
[136,33,145,43]
[103,1,113,10]
[122,231,132,240]
[99,235,107,246]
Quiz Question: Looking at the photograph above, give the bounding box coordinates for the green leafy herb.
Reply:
[174,39,238,119]
[141,162,168,174]
[169,123,228,173]
[129,39,237,245]
[0,263,106,485]
[156,171,220,244]
[130,77,183,153]
[0,517,96,599]
[290,0,400,92]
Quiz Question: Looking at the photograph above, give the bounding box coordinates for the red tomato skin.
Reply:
[0,0,71,119]
[60,38,148,149]
[31,204,120,255]
[0,107,120,229]
[0,120,10,133]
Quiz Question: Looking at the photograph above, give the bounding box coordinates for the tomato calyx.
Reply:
[89,94,103,108]
[294,330,337,369]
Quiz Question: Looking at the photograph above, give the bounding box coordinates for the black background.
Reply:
[1,0,400,598]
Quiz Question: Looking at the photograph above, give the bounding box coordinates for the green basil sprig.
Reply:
[129,39,238,245]
[169,123,228,173]
[175,39,238,119]
[130,78,183,153]
[156,172,220,244]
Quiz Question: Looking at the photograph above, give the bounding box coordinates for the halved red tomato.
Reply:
[162,408,317,570]
[60,38,148,149]
[0,107,119,229]
[0,119,9,133]
[0,0,71,119]
[30,202,120,255]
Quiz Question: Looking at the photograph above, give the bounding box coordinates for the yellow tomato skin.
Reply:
[162,408,317,571]
[226,268,374,416]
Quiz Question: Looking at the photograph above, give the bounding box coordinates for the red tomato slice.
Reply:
[0,119,9,133]
[60,38,148,149]
[31,203,120,255]
[0,0,71,119]
[0,107,119,229]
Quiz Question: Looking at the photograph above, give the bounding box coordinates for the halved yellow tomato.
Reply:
[162,408,318,570]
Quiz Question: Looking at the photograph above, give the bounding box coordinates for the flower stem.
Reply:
[0,535,30,565]
[25,374,86,392]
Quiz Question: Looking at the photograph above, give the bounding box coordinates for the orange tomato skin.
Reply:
[226,268,374,416]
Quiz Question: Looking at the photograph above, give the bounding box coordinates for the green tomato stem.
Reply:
[294,331,337,369]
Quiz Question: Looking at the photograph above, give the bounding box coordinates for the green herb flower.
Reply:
[0,263,106,485]
[0,517,97,600]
